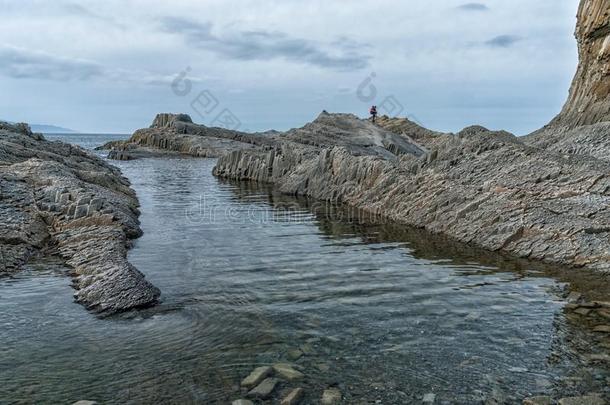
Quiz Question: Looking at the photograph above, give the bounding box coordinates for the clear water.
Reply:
[1,134,608,404]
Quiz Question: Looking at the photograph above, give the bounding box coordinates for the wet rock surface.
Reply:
[281,387,304,405]
[241,365,272,388]
[321,387,342,404]
[0,121,159,314]
[558,394,606,405]
[247,377,279,399]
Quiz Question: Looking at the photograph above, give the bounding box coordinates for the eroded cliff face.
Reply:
[551,0,610,128]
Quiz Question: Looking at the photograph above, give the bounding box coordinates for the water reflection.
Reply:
[0,155,608,404]
[217,176,610,403]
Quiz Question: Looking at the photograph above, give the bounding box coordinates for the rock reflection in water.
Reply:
[1,156,608,404]
[222,178,610,404]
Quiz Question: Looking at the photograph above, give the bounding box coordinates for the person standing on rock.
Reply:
[370,105,378,123]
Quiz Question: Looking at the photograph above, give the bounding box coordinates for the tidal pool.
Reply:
[1,135,609,404]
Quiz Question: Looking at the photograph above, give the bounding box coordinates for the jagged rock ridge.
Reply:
[103,0,610,274]
[214,115,610,273]
[0,121,160,314]
[98,113,269,160]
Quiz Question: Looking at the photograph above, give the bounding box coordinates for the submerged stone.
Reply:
[558,395,605,405]
[240,366,272,388]
[273,363,304,381]
[281,387,304,405]
[321,388,342,404]
[247,377,279,399]
[231,400,254,405]
[523,396,552,405]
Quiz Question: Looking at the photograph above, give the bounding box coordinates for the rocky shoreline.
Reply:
[214,113,610,274]
[96,113,276,160]
[104,104,610,275]
[99,0,610,277]
[0,121,159,314]
[5,0,609,314]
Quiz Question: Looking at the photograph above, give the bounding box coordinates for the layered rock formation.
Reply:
[102,0,610,275]
[214,115,610,273]
[0,121,159,314]
[98,113,272,160]
[527,0,610,157]
[213,0,610,274]
[549,0,610,129]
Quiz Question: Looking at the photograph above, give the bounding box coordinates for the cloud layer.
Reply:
[0,45,102,81]
[160,17,371,71]
[0,0,580,134]
[457,3,489,11]
[485,35,522,48]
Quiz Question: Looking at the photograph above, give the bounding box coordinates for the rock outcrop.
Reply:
[214,115,610,273]
[101,0,610,275]
[549,0,610,129]
[213,0,610,274]
[527,0,610,157]
[0,121,160,314]
[98,113,272,160]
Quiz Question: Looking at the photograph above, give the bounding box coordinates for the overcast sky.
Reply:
[0,0,580,134]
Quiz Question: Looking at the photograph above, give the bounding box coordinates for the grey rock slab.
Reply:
[558,395,606,405]
[247,377,279,399]
[281,387,304,405]
[213,112,610,274]
[231,400,254,405]
[240,365,272,388]
[523,397,552,405]
[0,121,159,314]
[287,348,304,361]
[423,393,436,403]
[273,363,304,381]
[321,388,342,405]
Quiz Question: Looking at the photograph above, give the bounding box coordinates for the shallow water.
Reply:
[1,134,609,404]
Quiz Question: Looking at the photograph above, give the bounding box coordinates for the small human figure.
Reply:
[369,105,378,123]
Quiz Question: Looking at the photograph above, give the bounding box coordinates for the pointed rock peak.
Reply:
[150,113,193,129]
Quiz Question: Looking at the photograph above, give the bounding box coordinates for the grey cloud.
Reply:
[0,45,203,85]
[457,3,489,11]
[62,3,101,17]
[0,45,103,81]
[60,3,126,29]
[331,36,372,51]
[160,17,370,71]
[485,35,522,48]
